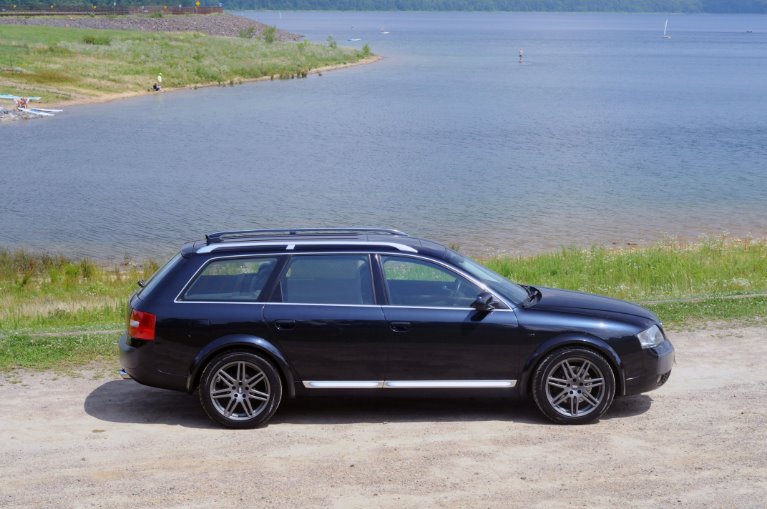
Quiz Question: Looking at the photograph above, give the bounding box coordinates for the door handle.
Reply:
[274,319,296,331]
[390,321,411,333]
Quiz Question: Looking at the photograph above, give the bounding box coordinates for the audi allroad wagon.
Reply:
[120,228,674,428]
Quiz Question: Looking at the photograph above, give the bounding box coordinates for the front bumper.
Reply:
[623,338,675,396]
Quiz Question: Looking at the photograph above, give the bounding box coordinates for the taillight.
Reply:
[129,309,156,340]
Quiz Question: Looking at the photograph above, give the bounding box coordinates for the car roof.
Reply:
[180,228,449,259]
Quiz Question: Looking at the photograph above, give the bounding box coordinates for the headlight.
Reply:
[637,324,665,349]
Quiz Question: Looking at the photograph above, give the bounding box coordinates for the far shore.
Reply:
[1,54,381,119]
[1,16,378,118]
[44,55,382,110]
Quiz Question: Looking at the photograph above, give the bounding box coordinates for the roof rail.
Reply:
[205,228,409,244]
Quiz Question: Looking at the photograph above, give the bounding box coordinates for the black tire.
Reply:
[532,347,616,425]
[199,351,282,429]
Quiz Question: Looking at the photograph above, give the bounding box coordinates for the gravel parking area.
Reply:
[0,325,765,508]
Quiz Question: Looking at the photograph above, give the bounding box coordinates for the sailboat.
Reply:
[663,19,672,39]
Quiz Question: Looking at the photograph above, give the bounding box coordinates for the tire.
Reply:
[532,347,616,425]
[199,351,283,429]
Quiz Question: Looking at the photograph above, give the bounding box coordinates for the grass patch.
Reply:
[0,23,369,103]
[1,236,765,371]
[82,34,111,46]
[486,236,767,303]
[0,330,119,371]
[647,297,767,328]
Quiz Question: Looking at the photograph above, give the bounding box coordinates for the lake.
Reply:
[1,11,766,261]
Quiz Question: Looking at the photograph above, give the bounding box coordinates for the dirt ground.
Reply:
[1,325,765,508]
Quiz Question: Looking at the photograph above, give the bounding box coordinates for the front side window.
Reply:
[183,257,278,302]
[381,256,482,308]
[279,255,374,305]
[446,250,528,305]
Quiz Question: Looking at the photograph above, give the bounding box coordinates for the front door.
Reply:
[379,255,524,383]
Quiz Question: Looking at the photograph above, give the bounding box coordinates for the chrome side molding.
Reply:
[303,381,383,389]
[303,380,517,389]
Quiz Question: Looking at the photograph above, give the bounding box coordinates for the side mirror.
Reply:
[471,292,495,312]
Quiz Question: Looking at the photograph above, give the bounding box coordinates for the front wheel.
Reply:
[532,347,616,424]
[199,351,282,429]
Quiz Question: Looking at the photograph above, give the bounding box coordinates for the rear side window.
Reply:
[183,257,278,302]
[279,255,374,305]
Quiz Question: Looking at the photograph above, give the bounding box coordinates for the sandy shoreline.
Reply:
[47,55,382,109]
[0,55,382,116]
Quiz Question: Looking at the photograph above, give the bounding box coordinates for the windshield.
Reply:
[446,250,530,305]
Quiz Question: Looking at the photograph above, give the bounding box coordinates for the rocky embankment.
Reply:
[0,107,38,123]
[0,13,301,40]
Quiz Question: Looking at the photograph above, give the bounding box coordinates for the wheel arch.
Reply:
[519,333,625,397]
[186,334,296,398]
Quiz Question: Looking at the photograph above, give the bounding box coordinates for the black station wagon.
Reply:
[120,228,674,428]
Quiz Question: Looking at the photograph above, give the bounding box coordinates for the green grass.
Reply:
[0,23,369,103]
[485,236,767,303]
[647,297,767,327]
[0,248,157,370]
[1,236,765,371]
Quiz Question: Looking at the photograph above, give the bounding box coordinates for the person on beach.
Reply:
[14,97,28,110]
[157,73,163,86]
[152,83,162,92]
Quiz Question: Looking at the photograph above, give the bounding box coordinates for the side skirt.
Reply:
[302,380,517,389]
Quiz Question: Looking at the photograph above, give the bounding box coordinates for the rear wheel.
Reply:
[532,347,615,424]
[199,351,282,429]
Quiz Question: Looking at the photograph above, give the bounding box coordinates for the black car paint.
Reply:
[120,237,673,406]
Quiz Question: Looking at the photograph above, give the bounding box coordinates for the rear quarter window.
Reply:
[138,253,183,299]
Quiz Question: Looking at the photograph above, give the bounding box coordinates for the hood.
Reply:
[527,286,658,324]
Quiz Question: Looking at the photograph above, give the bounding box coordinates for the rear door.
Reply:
[262,253,388,382]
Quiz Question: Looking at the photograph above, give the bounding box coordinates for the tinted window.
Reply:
[446,250,528,305]
[139,253,183,299]
[382,256,481,308]
[183,257,278,302]
[280,255,374,305]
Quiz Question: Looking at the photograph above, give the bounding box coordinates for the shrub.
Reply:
[149,11,163,18]
[239,26,255,39]
[263,25,277,44]
[327,35,337,49]
[82,34,111,46]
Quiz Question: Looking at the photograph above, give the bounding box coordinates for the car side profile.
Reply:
[119,228,674,428]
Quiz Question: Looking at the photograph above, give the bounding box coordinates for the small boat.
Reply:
[663,19,672,39]
[19,108,55,117]
[380,27,390,35]
[28,107,62,113]
[348,37,362,42]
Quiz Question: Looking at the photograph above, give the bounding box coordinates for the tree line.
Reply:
[3,0,766,12]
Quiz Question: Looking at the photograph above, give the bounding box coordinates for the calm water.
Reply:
[2,12,766,260]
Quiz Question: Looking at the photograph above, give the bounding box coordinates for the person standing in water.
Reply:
[519,48,524,64]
